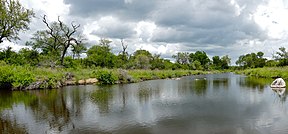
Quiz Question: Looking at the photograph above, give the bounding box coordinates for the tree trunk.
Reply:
[60,46,69,65]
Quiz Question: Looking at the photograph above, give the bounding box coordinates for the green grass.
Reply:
[234,66,288,80]
[0,64,221,90]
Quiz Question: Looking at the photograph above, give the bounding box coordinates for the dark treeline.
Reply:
[235,47,288,69]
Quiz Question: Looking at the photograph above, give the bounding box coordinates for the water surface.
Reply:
[1,73,288,134]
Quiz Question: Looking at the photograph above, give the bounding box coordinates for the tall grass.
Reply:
[0,64,220,90]
[235,66,288,80]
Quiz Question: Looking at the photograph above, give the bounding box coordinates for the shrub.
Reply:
[94,69,118,85]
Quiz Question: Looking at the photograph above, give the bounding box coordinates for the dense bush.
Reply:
[94,69,118,85]
[0,64,35,89]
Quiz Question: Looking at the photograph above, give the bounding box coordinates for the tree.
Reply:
[220,55,231,69]
[273,47,288,66]
[86,39,116,68]
[236,52,266,68]
[189,51,210,69]
[212,56,221,69]
[150,54,165,70]
[132,50,153,69]
[18,48,39,66]
[72,43,86,59]
[28,15,84,66]
[119,39,129,62]
[172,52,189,65]
[0,46,24,65]
[0,0,34,43]
[212,55,231,70]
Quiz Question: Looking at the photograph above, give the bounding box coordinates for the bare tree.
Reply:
[41,15,84,65]
[119,39,128,61]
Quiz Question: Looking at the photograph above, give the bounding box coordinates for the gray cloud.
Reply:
[90,17,137,39]
[63,0,158,20]
[150,0,268,45]
[18,0,278,63]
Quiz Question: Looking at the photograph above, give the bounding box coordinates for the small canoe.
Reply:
[271,78,286,88]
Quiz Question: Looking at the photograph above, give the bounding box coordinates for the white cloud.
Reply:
[0,41,28,51]
[254,0,288,39]
[20,0,70,20]
[135,21,157,42]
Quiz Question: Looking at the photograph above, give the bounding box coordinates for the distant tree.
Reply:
[132,50,153,69]
[265,60,278,67]
[86,39,116,68]
[172,52,189,65]
[72,43,86,59]
[273,47,288,66]
[191,60,203,70]
[0,0,34,43]
[212,56,221,69]
[220,55,231,69]
[150,54,165,70]
[119,39,128,62]
[0,46,23,65]
[115,39,129,68]
[18,48,39,66]
[189,51,210,69]
[236,52,266,68]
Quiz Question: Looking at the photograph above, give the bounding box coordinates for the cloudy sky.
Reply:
[3,0,288,64]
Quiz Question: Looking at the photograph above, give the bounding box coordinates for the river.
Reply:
[0,73,287,134]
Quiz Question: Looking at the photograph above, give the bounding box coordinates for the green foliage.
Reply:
[0,0,34,43]
[11,67,35,88]
[150,54,165,70]
[134,54,151,69]
[129,50,153,69]
[212,55,231,70]
[0,65,14,88]
[94,69,118,85]
[190,60,203,70]
[235,67,288,80]
[0,65,35,89]
[273,47,288,66]
[189,51,210,69]
[86,44,116,68]
[0,47,26,65]
[63,56,83,69]
[18,48,39,66]
[236,52,267,68]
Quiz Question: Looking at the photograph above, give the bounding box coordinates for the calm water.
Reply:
[1,73,288,134]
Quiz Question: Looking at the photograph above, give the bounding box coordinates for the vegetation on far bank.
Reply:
[0,61,219,90]
[1,0,288,90]
[234,66,288,80]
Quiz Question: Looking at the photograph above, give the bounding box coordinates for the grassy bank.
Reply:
[234,66,288,80]
[0,64,219,90]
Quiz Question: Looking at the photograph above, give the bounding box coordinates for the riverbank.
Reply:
[0,64,220,90]
[234,66,288,80]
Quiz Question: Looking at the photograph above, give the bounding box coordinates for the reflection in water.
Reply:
[271,87,287,102]
[29,90,72,132]
[1,73,288,133]
[0,91,37,111]
[0,117,27,134]
[212,78,229,90]
[90,86,113,114]
[177,76,208,96]
[137,84,160,103]
[239,77,271,92]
